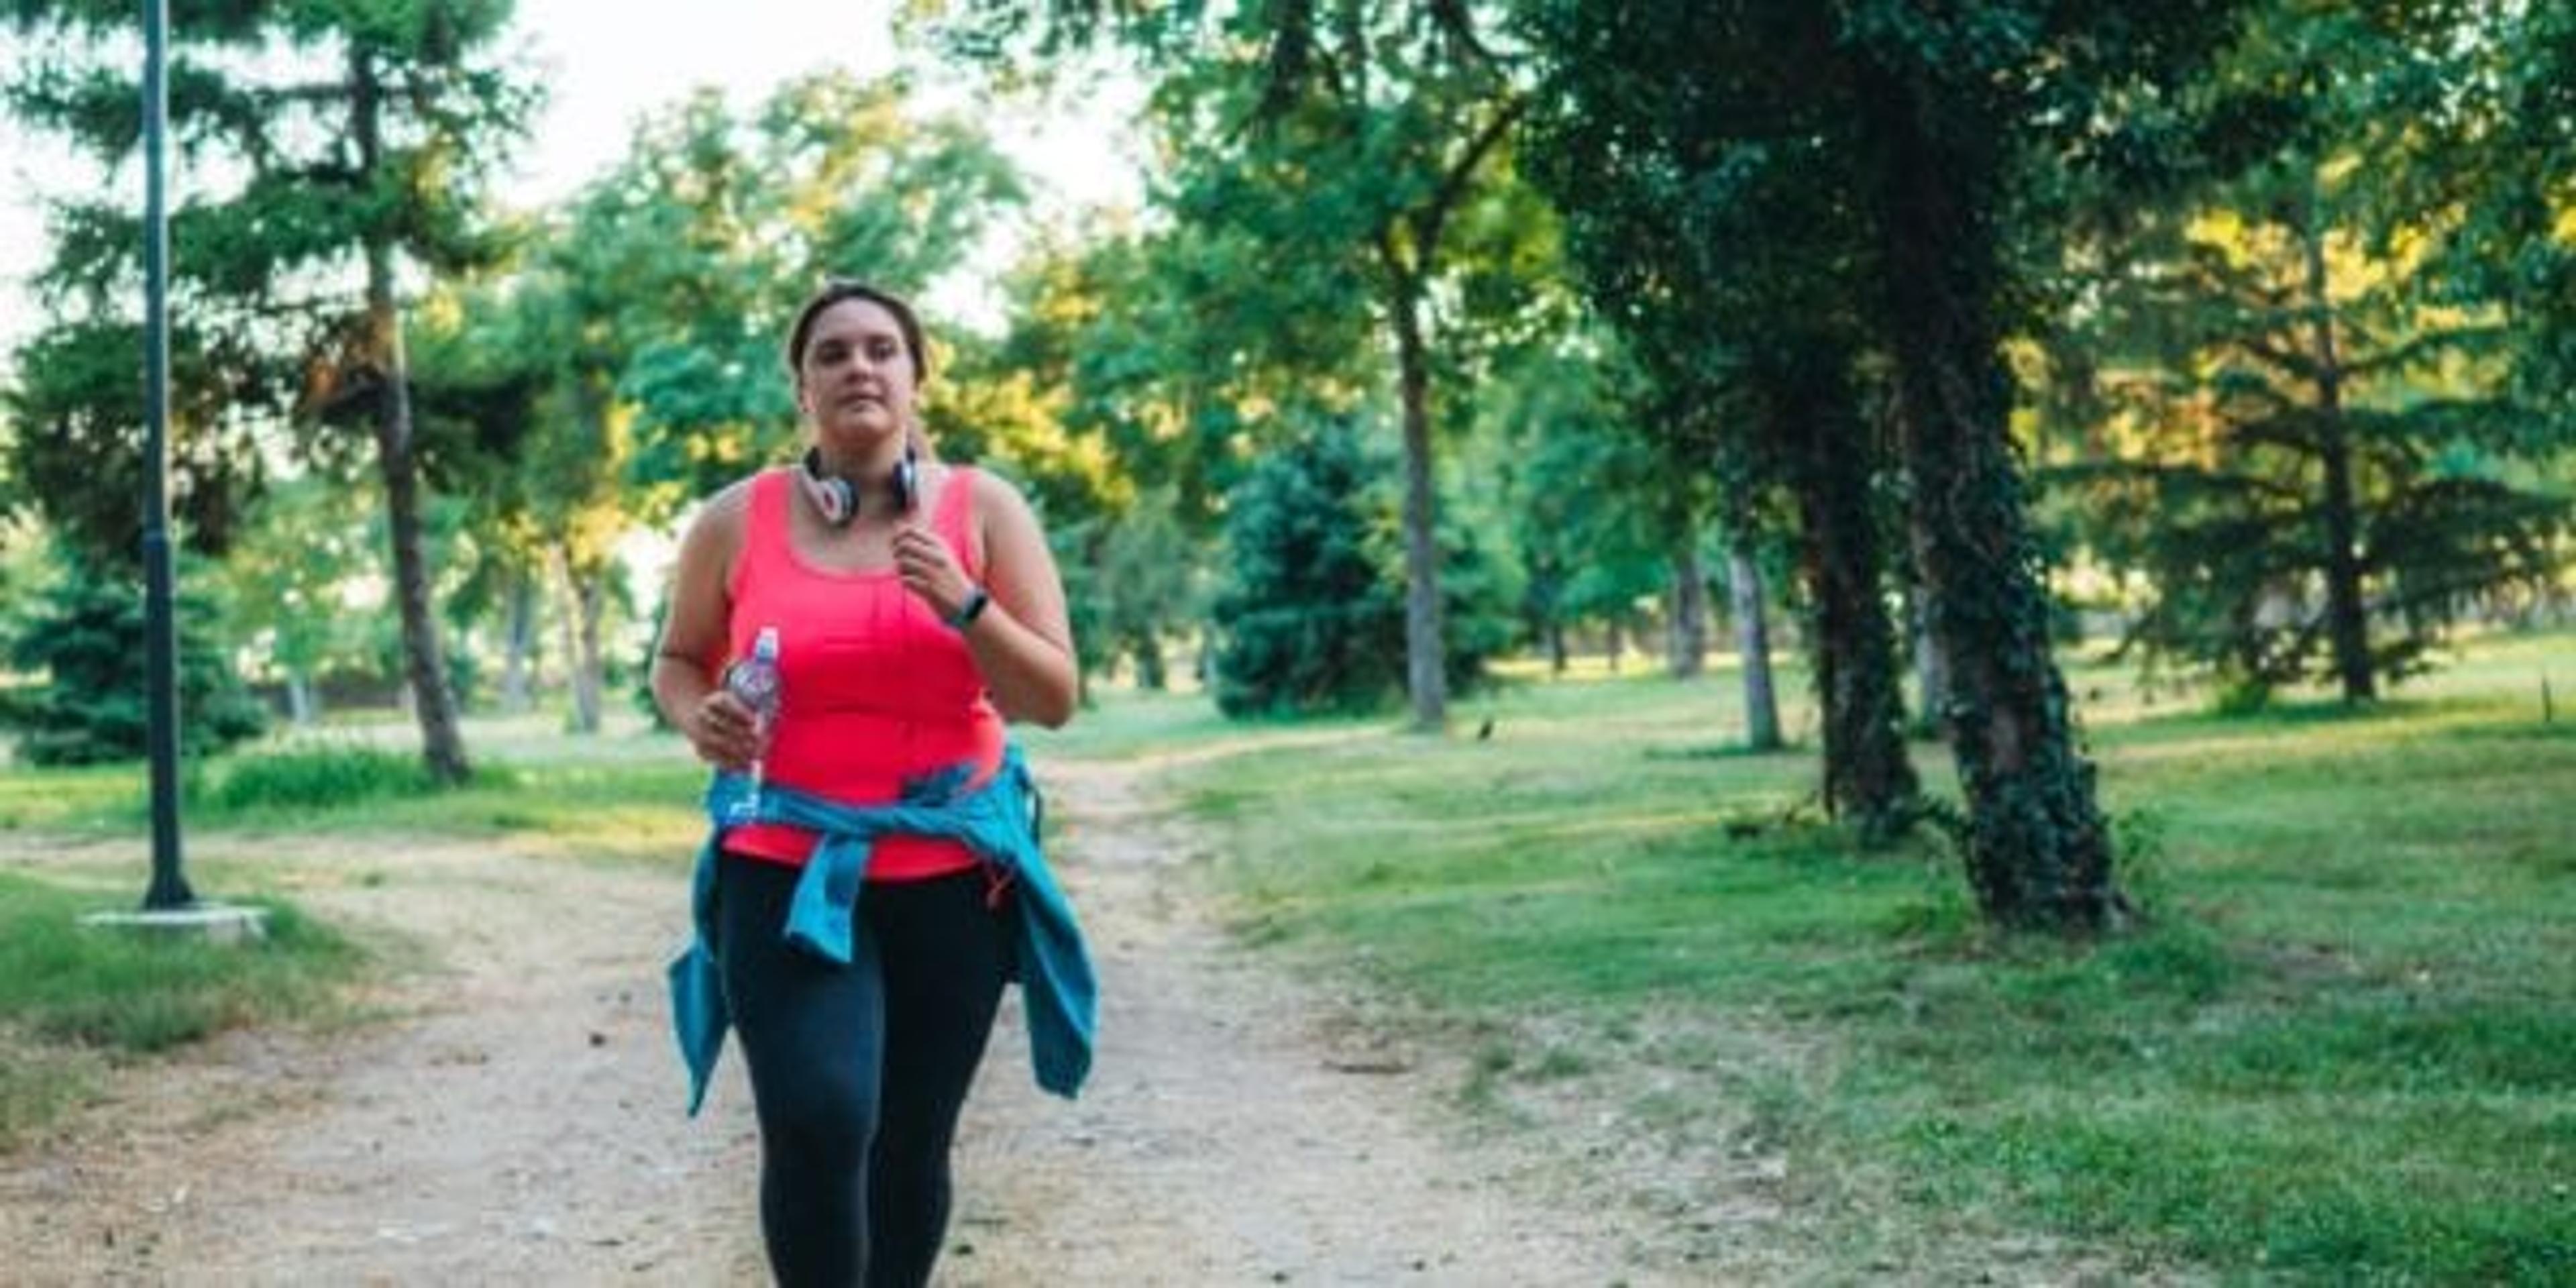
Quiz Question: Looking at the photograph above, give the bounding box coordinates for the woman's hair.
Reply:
[784,279,931,385]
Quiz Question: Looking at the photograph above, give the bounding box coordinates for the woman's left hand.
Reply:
[892,523,976,623]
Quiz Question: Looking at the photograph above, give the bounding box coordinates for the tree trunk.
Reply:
[2298,208,2375,701]
[1859,59,2113,928]
[554,547,605,734]
[1365,101,1520,733]
[1729,544,1782,751]
[1547,621,1568,676]
[1911,580,1950,738]
[1781,365,1918,828]
[286,671,317,727]
[553,556,581,716]
[1668,541,1709,680]
[355,50,470,786]
[1388,266,1448,731]
[500,569,537,713]
[1132,633,1167,690]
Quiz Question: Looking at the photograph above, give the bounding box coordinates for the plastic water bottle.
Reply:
[722,626,783,824]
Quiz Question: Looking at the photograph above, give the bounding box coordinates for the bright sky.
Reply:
[0,1,1144,360]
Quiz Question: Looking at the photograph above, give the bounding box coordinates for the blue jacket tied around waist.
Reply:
[668,745,1097,1115]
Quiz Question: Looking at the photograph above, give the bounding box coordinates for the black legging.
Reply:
[714,854,1011,1288]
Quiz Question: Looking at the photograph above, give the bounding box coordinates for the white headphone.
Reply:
[800,445,918,526]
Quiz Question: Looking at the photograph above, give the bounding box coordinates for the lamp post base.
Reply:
[80,904,269,945]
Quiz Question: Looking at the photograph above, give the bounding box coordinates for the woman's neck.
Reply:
[812,443,904,482]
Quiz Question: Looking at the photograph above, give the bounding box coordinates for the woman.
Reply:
[652,280,1093,1288]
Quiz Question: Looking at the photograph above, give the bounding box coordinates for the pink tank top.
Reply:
[720,466,1004,879]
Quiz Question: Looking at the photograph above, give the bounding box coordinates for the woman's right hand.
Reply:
[686,690,761,772]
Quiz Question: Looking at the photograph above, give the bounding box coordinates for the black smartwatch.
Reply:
[945,584,991,631]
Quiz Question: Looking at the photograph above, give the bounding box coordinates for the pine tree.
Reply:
[5,0,539,784]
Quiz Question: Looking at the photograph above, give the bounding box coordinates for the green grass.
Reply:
[2,643,2566,1275]
[0,871,366,1149]
[0,720,710,861]
[1129,629,2576,1284]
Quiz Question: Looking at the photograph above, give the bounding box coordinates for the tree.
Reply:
[3,318,273,568]
[1824,0,2252,925]
[1515,0,2250,924]
[213,474,380,722]
[1210,417,1405,716]
[1,547,266,765]
[1519,0,1916,823]
[2060,201,2564,704]
[410,264,621,732]
[600,74,1025,516]
[6,0,540,785]
[1211,414,1513,716]
[2042,1,2569,704]
[930,1,1547,731]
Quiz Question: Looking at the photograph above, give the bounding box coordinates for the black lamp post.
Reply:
[139,0,192,911]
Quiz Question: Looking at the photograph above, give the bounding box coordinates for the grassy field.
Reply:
[1109,630,2575,1284]
[0,635,2567,1281]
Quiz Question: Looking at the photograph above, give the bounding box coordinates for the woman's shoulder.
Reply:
[703,471,777,523]
[964,463,1036,520]
[678,471,772,549]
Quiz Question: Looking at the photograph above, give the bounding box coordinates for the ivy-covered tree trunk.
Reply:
[1728,543,1784,751]
[1858,62,2115,929]
[356,52,469,786]
[2297,208,2376,701]
[1780,364,1918,828]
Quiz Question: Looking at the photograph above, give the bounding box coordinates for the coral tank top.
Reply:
[718,466,1002,879]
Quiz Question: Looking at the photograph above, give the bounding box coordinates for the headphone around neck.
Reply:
[800,445,919,527]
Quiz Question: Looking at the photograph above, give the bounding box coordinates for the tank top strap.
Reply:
[934,465,981,580]
[727,469,795,601]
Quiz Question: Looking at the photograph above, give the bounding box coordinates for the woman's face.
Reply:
[796,298,919,450]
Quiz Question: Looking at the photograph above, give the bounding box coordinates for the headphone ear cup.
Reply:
[892,452,920,513]
[801,448,858,527]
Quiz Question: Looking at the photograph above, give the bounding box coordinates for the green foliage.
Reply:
[1210,419,1406,716]
[5,0,545,785]
[1472,337,1672,649]
[2041,1,2572,706]
[209,475,381,691]
[198,743,454,815]
[1089,486,1206,688]
[0,552,265,765]
[1,317,276,568]
[1210,417,1514,717]
[2374,3,2576,436]
[581,74,1026,514]
[947,1,1560,727]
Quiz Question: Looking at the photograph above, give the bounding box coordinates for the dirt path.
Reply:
[0,753,1656,1286]
[944,758,1640,1287]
